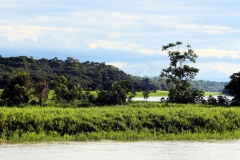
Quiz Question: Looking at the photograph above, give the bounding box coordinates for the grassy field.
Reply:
[204,92,223,96]
[135,90,169,98]
[1,102,240,142]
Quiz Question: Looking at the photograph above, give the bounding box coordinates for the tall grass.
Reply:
[1,103,240,142]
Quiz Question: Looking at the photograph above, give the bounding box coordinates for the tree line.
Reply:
[0,42,239,107]
[0,55,227,92]
[0,70,237,107]
[132,76,227,92]
[0,71,136,106]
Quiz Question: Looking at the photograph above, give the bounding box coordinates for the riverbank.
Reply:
[1,102,240,142]
[134,91,223,98]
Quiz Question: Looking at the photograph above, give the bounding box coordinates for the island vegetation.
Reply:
[0,42,240,142]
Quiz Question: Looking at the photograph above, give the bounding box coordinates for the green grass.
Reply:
[204,92,223,96]
[135,90,168,98]
[1,103,240,142]
[48,90,55,99]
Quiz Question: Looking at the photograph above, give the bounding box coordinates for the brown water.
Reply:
[1,140,240,160]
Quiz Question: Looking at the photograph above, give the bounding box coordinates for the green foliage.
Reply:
[142,89,151,101]
[94,80,134,105]
[1,104,240,142]
[0,56,144,91]
[225,72,240,105]
[35,79,49,106]
[54,76,69,100]
[205,95,230,106]
[54,76,85,101]
[217,95,230,105]
[1,72,34,106]
[207,95,218,105]
[161,42,204,103]
[167,88,204,104]
[69,84,85,100]
[132,76,227,92]
[110,80,129,104]
[127,91,137,102]
[191,80,227,92]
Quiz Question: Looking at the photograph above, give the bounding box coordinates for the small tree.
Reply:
[54,76,69,100]
[207,95,217,105]
[35,79,49,106]
[1,72,34,105]
[143,89,151,101]
[160,42,204,103]
[69,84,84,100]
[54,76,85,102]
[110,80,129,105]
[127,91,136,102]
[94,80,134,105]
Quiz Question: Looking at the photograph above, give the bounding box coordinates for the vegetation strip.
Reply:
[1,103,240,142]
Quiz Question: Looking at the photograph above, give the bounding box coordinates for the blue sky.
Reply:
[0,0,240,82]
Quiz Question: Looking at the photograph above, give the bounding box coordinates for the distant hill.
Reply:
[0,55,227,92]
[0,55,144,90]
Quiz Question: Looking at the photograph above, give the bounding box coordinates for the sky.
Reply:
[0,0,240,82]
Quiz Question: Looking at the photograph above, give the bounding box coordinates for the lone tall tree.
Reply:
[160,42,204,103]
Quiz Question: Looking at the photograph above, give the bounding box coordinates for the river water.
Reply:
[1,140,240,160]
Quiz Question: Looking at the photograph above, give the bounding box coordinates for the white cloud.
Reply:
[0,26,42,42]
[196,49,240,58]
[88,40,141,51]
[138,49,161,55]
[0,25,85,43]
[0,7,238,52]
[106,62,126,68]
[191,62,240,81]
[211,63,240,75]
[107,61,167,77]
[203,26,228,30]
[202,25,237,34]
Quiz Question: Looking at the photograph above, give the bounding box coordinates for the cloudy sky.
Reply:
[0,0,240,82]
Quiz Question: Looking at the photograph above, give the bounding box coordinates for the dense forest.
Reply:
[0,55,226,92]
[0,55,143,91]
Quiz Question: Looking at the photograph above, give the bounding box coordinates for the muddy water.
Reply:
[1,140,240,160]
